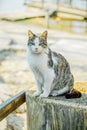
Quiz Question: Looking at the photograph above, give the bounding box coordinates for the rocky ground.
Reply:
[0,20,87,129]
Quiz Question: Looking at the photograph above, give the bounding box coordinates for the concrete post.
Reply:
[26,91,87,130]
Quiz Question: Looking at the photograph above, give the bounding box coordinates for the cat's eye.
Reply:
[30,42,35,45]
[39,43,42,46]
[39,43,47,48]
[39,40,44,45]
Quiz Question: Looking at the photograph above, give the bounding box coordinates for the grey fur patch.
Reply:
[47,49,53,68]
[28,35,36,46]
[54,64,58,76]
[47,49,74,91]
[39,38,47,48]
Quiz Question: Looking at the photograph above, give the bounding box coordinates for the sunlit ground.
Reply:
[17,17,87,35]
[74,82,87,93]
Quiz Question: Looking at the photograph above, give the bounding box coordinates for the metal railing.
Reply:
[0,91,26,121]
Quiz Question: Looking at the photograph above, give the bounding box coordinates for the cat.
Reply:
[27,30,81,99]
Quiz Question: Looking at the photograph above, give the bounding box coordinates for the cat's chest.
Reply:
[27,52,48,72]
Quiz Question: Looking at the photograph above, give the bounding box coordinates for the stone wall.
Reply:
[26,91,87,130]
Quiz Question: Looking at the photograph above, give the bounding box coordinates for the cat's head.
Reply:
[27,30,48,54]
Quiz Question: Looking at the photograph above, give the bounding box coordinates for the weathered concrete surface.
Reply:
[26,91,87,130]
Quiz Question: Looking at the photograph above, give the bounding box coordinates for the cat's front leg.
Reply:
[40,80,52,98]
[33,81,43,97]
[40,92,49,98]
[33,91,42,97]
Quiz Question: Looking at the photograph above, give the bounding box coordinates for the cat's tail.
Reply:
[65,89,82,99]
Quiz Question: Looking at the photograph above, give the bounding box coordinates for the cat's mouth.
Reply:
[33,48,41,54]
[35,49,38,53]
[34,51,39,53]
[34,50,41,54]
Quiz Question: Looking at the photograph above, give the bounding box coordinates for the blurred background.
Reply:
[0,0,87,130]
[0,0,87,33]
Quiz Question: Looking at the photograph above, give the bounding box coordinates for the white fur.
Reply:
[52,53,58,69]
[27,44,55,97]
[51,86,69,96]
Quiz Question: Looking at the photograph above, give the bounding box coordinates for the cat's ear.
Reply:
[28,30,35,39]
[40,31,48,39]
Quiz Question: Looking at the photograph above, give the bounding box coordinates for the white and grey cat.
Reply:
[27,30,81,98]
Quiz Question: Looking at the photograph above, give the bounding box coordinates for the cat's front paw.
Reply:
[40,93,49,98]
[50,91,58,96]
[33,91,42,97]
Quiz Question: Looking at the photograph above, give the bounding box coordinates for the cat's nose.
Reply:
[35,48,38,51]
